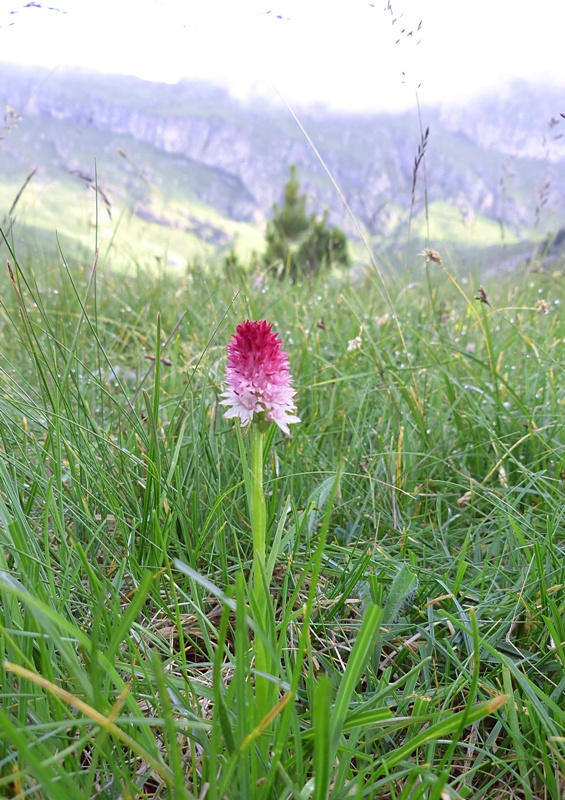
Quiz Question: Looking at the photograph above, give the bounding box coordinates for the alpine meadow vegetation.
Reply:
[0,104,564,800]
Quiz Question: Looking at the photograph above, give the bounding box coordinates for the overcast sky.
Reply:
[1,0,564,112]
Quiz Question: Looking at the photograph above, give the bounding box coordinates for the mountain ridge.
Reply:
[1,63,564,266]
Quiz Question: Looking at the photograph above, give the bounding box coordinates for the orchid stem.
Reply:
[250,422,267,592]
[249,422,271,732]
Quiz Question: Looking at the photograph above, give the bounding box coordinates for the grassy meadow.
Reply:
[0,217,564,800]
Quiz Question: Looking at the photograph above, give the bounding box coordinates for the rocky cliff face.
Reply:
[2,64,565,240]
[439,82,565,163]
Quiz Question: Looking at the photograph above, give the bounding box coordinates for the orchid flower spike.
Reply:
[221,320,300,435]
